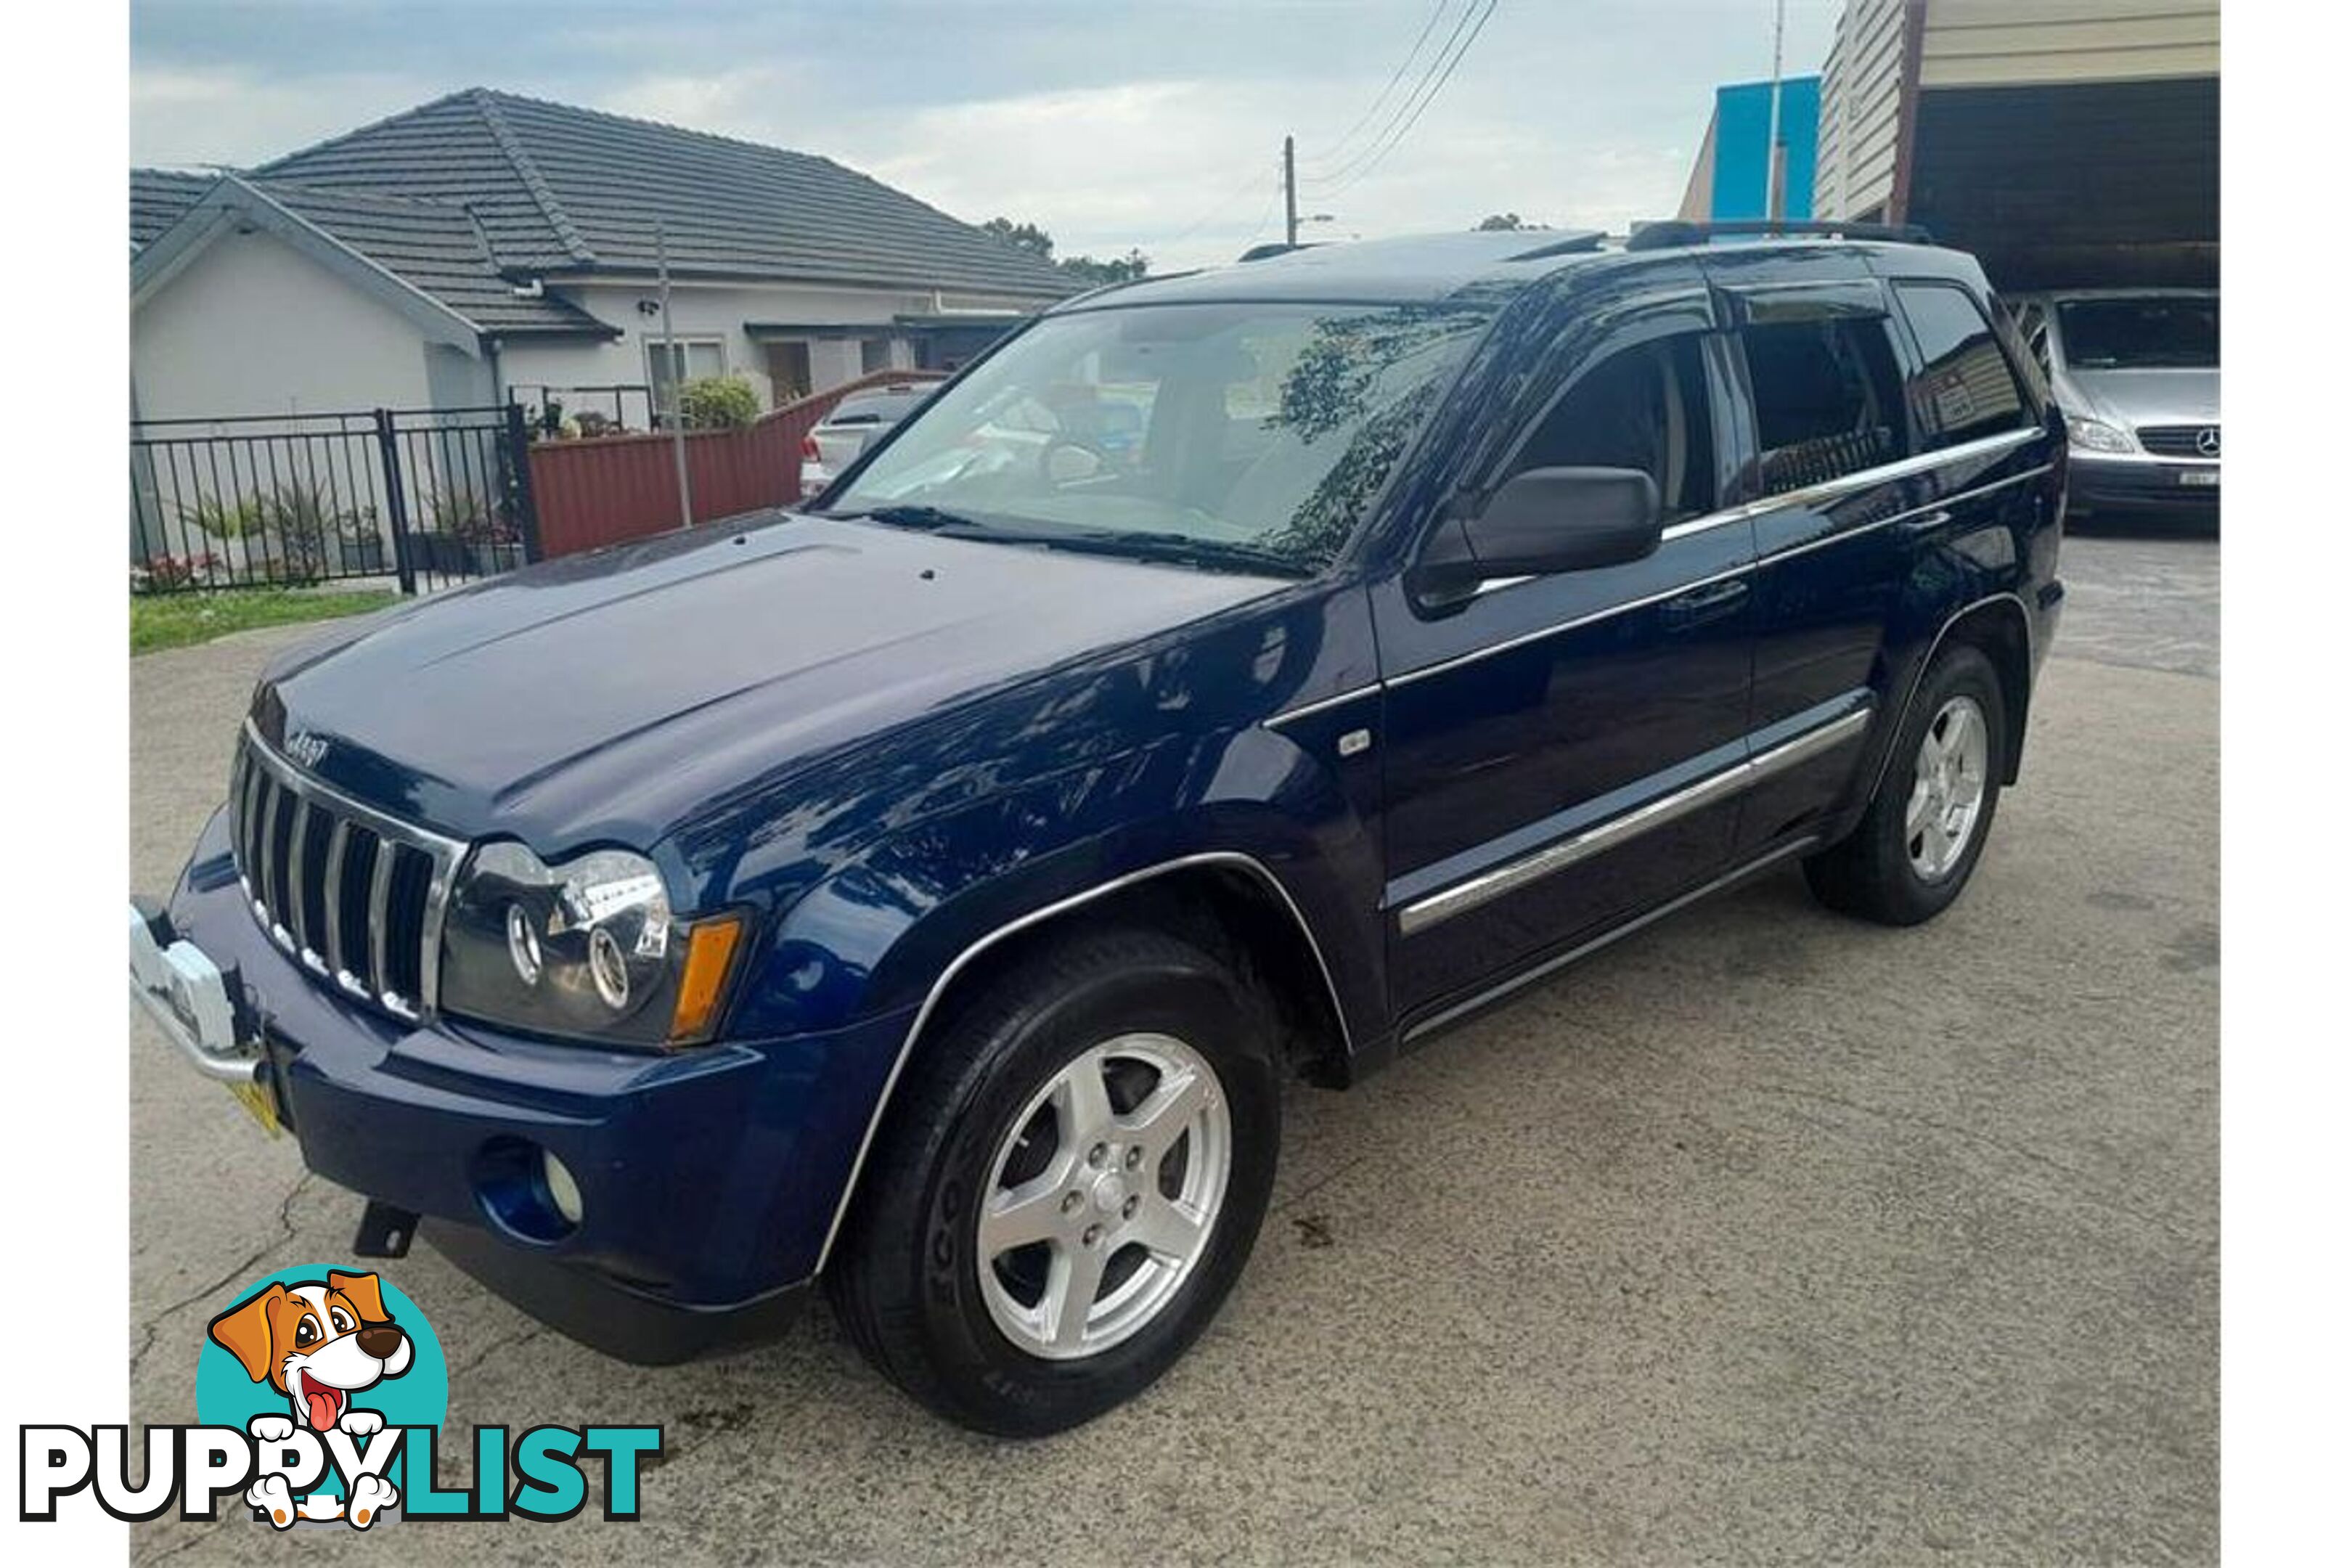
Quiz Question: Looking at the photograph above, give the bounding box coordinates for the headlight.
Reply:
[2065,416,2137,454]
[439,844,743,1047]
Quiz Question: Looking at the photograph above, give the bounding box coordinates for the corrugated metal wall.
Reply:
[1814,1,2221,222]
[1817,0,1909,221]
[1919,1,2220,88]
[527,369,946,559]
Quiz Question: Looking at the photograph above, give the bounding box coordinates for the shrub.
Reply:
[256,479,354,584]
[675,375,760,430]
[180,494,267,540]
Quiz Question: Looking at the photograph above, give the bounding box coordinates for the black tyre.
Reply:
[825,924,1281,1437]
[1805,643,2007,926]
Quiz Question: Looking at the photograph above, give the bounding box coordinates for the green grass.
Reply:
[131,587,400,656]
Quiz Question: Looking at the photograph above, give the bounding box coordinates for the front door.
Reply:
[1370,267,1757,1028]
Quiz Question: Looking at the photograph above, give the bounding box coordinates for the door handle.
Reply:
[1662,577,1749,630]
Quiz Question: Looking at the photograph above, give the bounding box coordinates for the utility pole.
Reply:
[1764,0,1787,220]
[1283,134,1299,248]
[656,219,694,531]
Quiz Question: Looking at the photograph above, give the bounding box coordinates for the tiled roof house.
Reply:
[131,88,1073,423]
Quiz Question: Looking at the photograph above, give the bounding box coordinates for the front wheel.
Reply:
[825,926,1280,1437]
[1805,643,2007,925]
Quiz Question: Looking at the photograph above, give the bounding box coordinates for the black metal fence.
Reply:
[513,383,659,438]
[129,404,542,595]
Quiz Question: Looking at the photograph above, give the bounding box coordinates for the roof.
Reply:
[1053,230,1613,311]
[251,87,1075,299]
[131,169,613,336]
[131,168,216,248]
[1061,227,1982,315]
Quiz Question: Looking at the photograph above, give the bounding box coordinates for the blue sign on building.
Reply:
[1691,75,1820,221]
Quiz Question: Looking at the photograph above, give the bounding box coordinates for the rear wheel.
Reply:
[1805,643,2006,925]
[825,926,1279,1437]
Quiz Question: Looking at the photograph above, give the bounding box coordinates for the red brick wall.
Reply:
[528,369,947,560]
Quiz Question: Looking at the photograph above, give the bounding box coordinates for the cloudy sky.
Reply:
[131,0,1838,272]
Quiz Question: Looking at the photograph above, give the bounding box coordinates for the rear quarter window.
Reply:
[1895,282,2032,449]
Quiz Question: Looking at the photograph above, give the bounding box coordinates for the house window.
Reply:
[646,337,727,417]
[861,337,894,375]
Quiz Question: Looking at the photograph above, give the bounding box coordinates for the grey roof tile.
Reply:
[131,168,215,248]
[254,87,1076,299]
[131,168,616,336]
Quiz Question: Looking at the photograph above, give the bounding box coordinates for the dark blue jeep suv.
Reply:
[133,223,2065,1435]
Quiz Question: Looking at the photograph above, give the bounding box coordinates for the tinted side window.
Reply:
[1739,318,1906,497]
[1508,335,1716,523]
[1896,282,2030,448]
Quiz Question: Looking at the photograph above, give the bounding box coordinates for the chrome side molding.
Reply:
[1395,706,1871,936]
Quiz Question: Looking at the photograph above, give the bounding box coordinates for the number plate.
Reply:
[226,1077,284,1137]
[2179,469,2219,487]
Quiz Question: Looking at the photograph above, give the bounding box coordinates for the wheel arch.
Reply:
[812,851,1352,1274]
[1932,595,2035,783]
[1869,590,2035,800]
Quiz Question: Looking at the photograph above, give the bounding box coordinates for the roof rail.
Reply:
[1236,241,1323,263]
[1624,219,1935,252]
[1506,229,1606,261]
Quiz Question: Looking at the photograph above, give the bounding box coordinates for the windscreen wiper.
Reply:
[934,526,1311,578]
[824,503,992,531]
[827,508,1310,577]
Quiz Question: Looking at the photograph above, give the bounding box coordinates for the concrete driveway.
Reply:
[126,531,2218,1566]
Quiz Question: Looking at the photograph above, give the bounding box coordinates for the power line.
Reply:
[1303,0,1499,197]
[1302,0,1484,187]
[1303,0,1457,170]
[1236,172,1285,254]
[1158,158,1281,249]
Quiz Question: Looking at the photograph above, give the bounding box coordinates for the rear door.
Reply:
[1712,250,2048,861]
[1369,261,1758,1025]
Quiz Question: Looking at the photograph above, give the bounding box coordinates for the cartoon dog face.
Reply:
[208,1271,414,1432]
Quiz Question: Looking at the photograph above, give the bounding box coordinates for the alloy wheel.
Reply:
[975,1032,1232,1360]
[1906,694,1990,881]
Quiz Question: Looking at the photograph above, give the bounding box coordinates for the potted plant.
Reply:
[456,508,523,576]
[257,479,355,584]
[178,494,267,576]
[411,486,522,577]
[334,505,388,575]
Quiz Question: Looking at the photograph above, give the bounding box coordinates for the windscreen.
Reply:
[828,301,1493,573]
[2056,297,2218,370]
[826,391,928,427]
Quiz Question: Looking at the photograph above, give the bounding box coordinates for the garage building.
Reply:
[1813,0,2218,290]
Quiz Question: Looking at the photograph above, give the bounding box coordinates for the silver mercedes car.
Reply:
[2008,289,2218,520]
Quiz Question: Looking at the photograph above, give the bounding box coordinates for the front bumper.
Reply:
[140,807,911,1362]
[2067,451,2219,514]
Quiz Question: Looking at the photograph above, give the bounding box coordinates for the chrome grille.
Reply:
[2136,424,2218,460]
[228,724,464,1022]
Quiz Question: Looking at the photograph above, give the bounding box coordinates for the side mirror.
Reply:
[1412,466,1663,604]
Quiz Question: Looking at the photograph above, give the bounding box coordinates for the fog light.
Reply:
[542,1150,584,1227]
